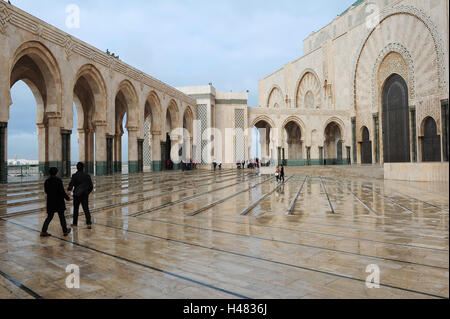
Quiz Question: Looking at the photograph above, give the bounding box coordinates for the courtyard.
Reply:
[0,167,448,299]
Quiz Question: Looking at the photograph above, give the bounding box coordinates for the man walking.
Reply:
[280,164,285,183]
[40,167,72,237]
[68,162,94,229]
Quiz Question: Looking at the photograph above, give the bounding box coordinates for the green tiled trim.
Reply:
[151,161,162,172]
[285,160,307,166]
[86,162,95,175]
[114,161,122,173]
[128,161,139,174]
[173,163,180,170]
[215,99,248,105]
[0,123,6,183]
[96,162,107,176]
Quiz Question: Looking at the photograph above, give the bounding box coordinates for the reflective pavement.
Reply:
[0,167,448,299]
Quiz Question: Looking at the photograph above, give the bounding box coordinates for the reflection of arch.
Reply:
[295,69,321,109]
[10,41,62,122]
[266,86,283,108]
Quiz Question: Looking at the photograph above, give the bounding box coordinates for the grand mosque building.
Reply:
[0,0,448,182]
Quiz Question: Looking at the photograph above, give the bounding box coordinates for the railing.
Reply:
[7,165,41,177]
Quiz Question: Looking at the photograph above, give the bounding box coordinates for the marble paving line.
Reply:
[319,177,335,215]
[1,169,236,197]
[291,180,449,231]
[186,176,275,217]
[1,171,250,218]
[168,208,449,251]
[130,173,259,217]
[65,172,257,221]
[328,177,449,213]
[286,176,308,215]
[324,178,378,217]
[52,214,448,299]
[5,215,446,299]
[1,219,250,299]
[132,212,448,253]
[92,213,448,270]
[0,268,43,299]
[241,176,295,216]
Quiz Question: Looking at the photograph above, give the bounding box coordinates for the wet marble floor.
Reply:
[0,168,448,299]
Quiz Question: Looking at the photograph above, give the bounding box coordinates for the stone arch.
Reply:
[10,41,62,121]
[324,121,343,164]
[115,80,139,129]
[352,6,446,111]
[323,117,345,140]
[73,64,108,124]
[295,69,321,109]
[266,85,284,108]
[420,116,441,162]
[282,118,304,162]
[182,105,195,162]
[144,90,162,133]
[281,116,306,137]
[165,99,180,134]
[8,41,62,175]
[251,115,275,129]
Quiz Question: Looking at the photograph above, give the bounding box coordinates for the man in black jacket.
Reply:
[41,167,72,237]
[68,162,94,229]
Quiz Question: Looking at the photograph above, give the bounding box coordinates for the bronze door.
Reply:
[422,117,441,162]
[361,127,372,164]
[382,74,410,163]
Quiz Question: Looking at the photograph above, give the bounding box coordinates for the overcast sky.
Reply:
[8,0,355,161]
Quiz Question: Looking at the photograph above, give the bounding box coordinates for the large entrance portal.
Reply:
[382,74,410,163]
[324,122,342,165]
[284,121,303,165]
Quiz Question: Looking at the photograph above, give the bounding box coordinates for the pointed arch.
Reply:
[295,69,321,109]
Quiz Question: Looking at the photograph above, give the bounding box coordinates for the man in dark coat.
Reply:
[280,165,285,183]
[40,167,72,237]
[68,162,94,229]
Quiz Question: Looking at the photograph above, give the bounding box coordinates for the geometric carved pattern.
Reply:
[143,117,151,167]
[372,44,415,109]
[352,5,448,110]
[296,72,321,109]
[197,104,208,164]
[235,109,245,162]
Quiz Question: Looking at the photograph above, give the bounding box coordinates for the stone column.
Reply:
[351,117,357,164]
[47,117,62,174]
[373,113,380,164]
[78,129,86,164]
[128,128,139,173]
[95,125,107,176]
[37,124,48,175]
[151,131,162,172]
[0,122,7,183]
[86,129,95,174]
[114,133,122,173]
[137,138,144,173]
[106,135,114,175]
[410,107,417,163]
[61,129,71,177]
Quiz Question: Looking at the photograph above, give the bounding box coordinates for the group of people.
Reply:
[40,162,93,237]
[212,160,222,171]
[275,165,285,183]
[181,159,198,172]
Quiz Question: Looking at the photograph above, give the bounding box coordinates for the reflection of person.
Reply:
[41,167,72,237]
[280,165,285,183]
[68,162,94,229]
